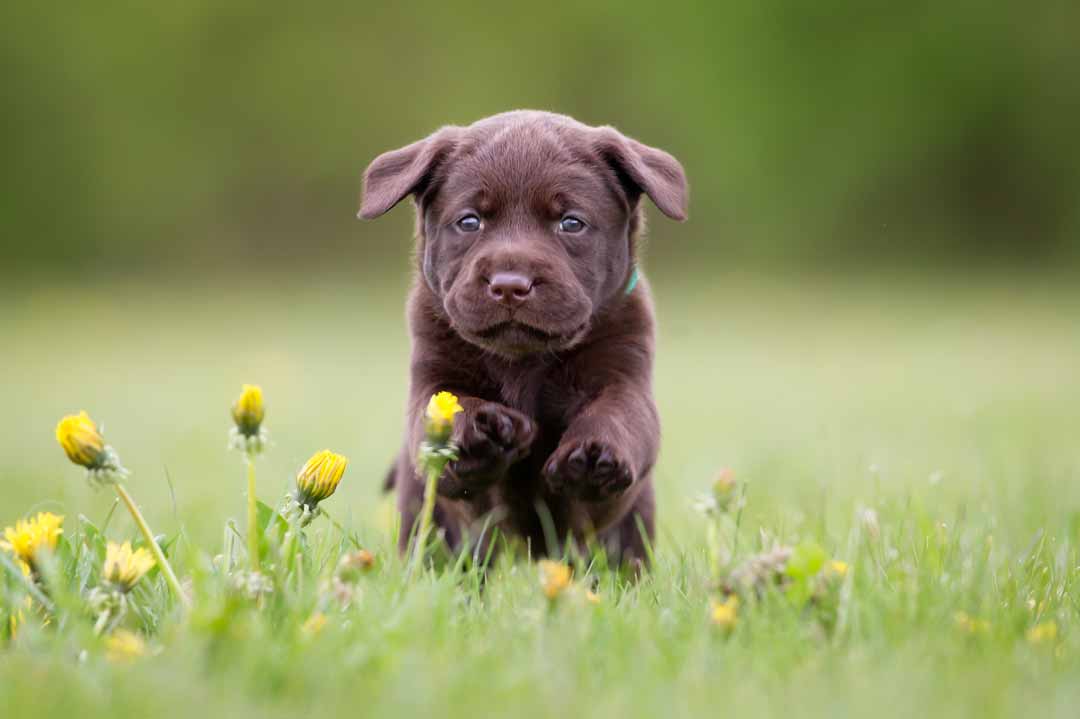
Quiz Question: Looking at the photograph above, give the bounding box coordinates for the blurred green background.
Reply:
[3,1,1080,271]
[3,2,1080,546]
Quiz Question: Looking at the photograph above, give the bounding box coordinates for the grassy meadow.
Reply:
[2,268,1080,718]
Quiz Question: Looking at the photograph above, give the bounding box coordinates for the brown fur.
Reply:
[359,110,688,566]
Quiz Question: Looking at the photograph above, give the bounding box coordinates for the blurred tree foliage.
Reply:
[3,0,1078,271]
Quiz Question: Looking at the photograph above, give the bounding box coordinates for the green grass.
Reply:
[2,269,1080,718]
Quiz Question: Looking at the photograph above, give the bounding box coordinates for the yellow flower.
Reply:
[55,412,126,484]
[826,560,849,578]
[102,541,155,592]
[301,611,328,638]
[295,450,348,508]
[538,559,572,601]
[1027,621,1058,645]
[105,630,147,663]
[710,595,739,631]
[425,391,463,443]
[55,412,106,468]
[1,512,64,569]
[231,384,265,437]
[954,611,990,635]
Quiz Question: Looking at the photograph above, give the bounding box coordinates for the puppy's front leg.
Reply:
[543,386,659,502]
[411,396,536,500]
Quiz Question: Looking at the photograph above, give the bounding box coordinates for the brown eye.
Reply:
[558,216,586,234]
[457,214,481,232]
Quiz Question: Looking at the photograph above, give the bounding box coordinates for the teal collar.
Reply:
[624,266,640,295]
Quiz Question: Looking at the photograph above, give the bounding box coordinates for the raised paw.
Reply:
[543,439,634,502]
[440,402,536,498]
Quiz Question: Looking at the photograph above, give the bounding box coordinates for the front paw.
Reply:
[543,439,634,501]
[441,403,536,497]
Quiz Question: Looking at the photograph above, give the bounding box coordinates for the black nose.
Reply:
[487,272,534,306]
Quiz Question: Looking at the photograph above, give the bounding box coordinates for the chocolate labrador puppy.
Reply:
[359,110,687,566]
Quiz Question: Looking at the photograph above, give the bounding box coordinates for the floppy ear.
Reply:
[358,127,460,220]
[594,127,689,221]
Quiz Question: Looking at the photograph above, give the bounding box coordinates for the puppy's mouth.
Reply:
[459,319,587,356]
[476,321,558,342]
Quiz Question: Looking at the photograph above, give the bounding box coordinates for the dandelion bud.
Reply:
[102,541,155,593]
[229,384,268,454]
[424,391,463,444]
[295,450,348,507]
[285,450,348,526]
[538,559,572,601]
[710,595,739,632]
[336,549,375,583]
[232,385,265,436]
[712,468,737,511]
[56,412,127,485]
[1,512,63,573]
[56,412,106,468]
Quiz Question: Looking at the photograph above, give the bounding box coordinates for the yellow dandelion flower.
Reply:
[710,595,739,631]
[1027,621,1058,645]
[231,384,265,438]
[425,391,463,443]
[1,512,64,569]
[55,412,106,469]
[538,559,572,601]
[826,560,849,578]
[105,630,147,663]
[294,450,348,509]
[102,541,155,592]
[301,611,328,638]
[954,611,990,635]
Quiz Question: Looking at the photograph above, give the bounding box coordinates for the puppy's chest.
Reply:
[483,359,581,426]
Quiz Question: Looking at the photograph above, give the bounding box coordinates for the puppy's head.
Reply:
[359,111,688,358]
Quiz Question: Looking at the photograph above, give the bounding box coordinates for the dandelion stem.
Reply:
[246,457,259,570]
[93,607,112,636]
[112,482,190,609]
[411,465,441,575]
[283,524,300,576]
